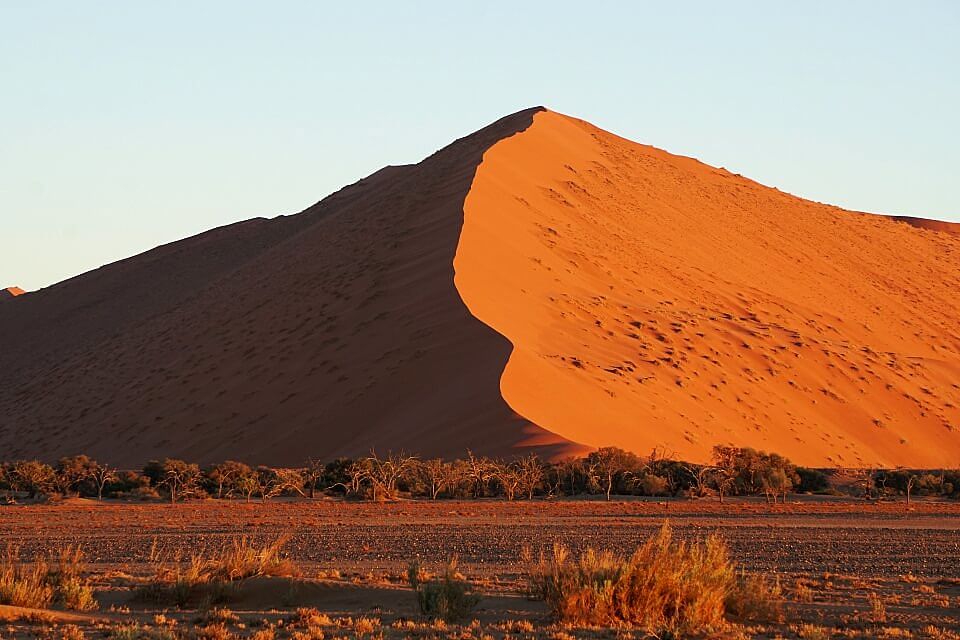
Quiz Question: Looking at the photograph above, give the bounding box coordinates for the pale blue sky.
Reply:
[2,2,958,291]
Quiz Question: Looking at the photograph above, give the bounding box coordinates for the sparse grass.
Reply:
[726,570,783,624]
[408,557,481,623]
[792,577,816,602]
[869,591,888,624]
[138,536,295,608]
[109,624,178,640]
[0,547,53,609]
[0,545,97,611]
[795,622,831,639]
[526,522,780,634]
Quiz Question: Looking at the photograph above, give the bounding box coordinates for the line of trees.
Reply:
[1,447,957,504]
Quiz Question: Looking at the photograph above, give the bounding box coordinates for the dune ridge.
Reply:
[0,107,585,466]
[456,109,960,468]
[3,107,958,468]
[0,286,25,300]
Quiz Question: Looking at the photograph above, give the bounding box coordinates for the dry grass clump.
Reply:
[109,624,178,640]
[407,557,481,622]
[0,545,97,611]
[526,523,780,634]
[139,536,296,608]
[725,570,783,624]
[206,536,298,582]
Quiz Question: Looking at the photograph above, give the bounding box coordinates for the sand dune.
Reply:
[0,108,582,466]
[457,110,960,467]
[0,286,25,300]
[2,107,958,467]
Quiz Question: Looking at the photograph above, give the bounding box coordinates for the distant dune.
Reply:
[2,108,958,467]
[0,286,25,300]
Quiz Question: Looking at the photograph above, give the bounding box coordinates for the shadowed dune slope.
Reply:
[456,110,960,467]
[0,107,585,466]
[0,286,25,300]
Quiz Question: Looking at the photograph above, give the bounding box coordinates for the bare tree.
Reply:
[302,458,326,499]
[258,467,306,502]
[91,463,117,501]
[906,473,917,505]
[515,454,544,500]
[586,447,637,501]
[327,459,371,498]
[366,451,418,500]
[416,459,456,500]
[464,450,496,498]
[493,460,522,501]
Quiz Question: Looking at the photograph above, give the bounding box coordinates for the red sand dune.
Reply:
[0,286,25,300]
[1,108,958,467]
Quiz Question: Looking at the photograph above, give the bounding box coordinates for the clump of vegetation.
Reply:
[407,557,480,622]
[526,523,780,634]
[0,545,97,611]
[139,535,297,607]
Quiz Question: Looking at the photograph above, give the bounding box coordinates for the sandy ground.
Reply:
[1,498,959,638]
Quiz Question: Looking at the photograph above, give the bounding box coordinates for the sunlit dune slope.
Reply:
[456,110,960,467]
[0,107,584,466]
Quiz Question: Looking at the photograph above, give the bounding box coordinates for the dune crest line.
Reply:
[456,109,960,467]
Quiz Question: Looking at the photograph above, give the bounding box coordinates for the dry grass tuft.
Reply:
[0,545,97,611]
[139,535,295,608]
[408,557,481,623]
[526,522,780,634]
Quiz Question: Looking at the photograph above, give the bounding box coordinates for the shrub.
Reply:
[407,557,480,622]
[796,468,830,493]
[526,523,780,634]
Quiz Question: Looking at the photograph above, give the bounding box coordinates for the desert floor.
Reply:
[3,496,960,639]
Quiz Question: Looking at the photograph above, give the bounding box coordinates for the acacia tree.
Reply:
[151,459,201,504]
[586,447,638,501]
[206,461,252,499]
[366,451,417,501]
[55,455,99,497]
[493,460,522,501]
[327,459,371,498]
[91,463,117,501]
[515,454,544,500]
[416,459,455,500]
[257,467,306,502]
[464,451,496,498]
[11,460,56,499]
[555,457,585,496]
[302,458,326,499]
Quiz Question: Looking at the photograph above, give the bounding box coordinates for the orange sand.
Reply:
[456,110,960,467]
[2,108,959,467]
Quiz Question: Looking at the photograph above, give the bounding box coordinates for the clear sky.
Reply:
[2,2,958,291]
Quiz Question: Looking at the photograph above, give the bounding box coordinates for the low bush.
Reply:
[526,523,780,634]
[407,557,480,622]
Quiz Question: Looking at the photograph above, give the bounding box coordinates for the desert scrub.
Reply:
[407,557,480,622]
[0,545,97,611]
[526,522,780,634]
[139,535,296,607]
